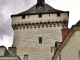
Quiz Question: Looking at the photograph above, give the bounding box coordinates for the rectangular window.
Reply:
[57,13,60,16]
[79,50,80,59]
[39,37,42,44]
[51,47,54,53]
[24,55,28,60]
[59,54,61,60]
[39,14,42,17]
[28,15,29,18]
[22,15,25,19]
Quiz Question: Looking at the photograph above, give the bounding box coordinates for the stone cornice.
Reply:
[12,21,68,30]
[0,56,20,60]
[11,11,69,18]
[53,25,80,60]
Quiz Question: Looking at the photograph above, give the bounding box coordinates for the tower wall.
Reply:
[12,13,69,60]
[12,13,68,25]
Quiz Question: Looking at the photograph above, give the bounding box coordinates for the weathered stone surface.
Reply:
[12,13,68,60]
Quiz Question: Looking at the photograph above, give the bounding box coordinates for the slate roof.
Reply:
[18,4,65,14]
[11,3,69,17]
[76,20,80,26]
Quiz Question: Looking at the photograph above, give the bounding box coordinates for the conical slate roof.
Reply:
[11,3,69,17]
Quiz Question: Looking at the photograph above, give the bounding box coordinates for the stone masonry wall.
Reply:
[13,27,62,60]
[12,13,69,60]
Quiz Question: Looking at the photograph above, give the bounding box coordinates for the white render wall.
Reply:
[58,31,79,60]
[76,31,80,59]
[12,13,68,60]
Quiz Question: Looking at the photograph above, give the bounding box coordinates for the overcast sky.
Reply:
[0,0,80,48]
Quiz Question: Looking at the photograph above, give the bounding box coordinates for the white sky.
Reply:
[0,0,80,48]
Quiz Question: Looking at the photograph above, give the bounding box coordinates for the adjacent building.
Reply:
[0,46,21,60]
[53,20,80,60]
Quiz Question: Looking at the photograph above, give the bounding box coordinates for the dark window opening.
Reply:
[59,54,61,60]
[49,14,50,17]
[22,15,25,19]
[51,47,54,53]
[24,55,28,60]
[57,13,60,16]
[39,14,42,17]
[39,37,42,44]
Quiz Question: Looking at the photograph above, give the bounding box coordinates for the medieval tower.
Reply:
[11,0,69,60]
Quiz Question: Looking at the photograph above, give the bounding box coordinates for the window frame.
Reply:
[22,15,25,19]
[57,13,60,17]
[39,37,42,44]
[39,14,42,18]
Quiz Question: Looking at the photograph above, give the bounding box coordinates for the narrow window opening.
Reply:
[22,15,25,19]
[38,25,40,28]
[24,55,28,60]
[57,13,60,16]
[39,14,42,18]
[39,37,42,44]
[49,14,50,17]
[28,15,29,18]
[59,54,61,60]
[79,50,80,59]
[46,24,48,27]
[51,47,54,53]
[42,25,44,28]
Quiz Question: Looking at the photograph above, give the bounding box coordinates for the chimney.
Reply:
[8,46,17,55]
[61,28,69,40]
[0,46,6,56]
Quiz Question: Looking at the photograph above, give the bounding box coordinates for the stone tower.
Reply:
[11,0,69,60]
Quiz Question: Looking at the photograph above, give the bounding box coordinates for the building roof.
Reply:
[17,4,65,14]
[0,46,16,56]
[11,3,69,17]
[0,45,21,60]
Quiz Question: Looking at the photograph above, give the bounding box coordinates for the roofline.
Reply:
[11,11,69,18]
[53,25,80,60]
